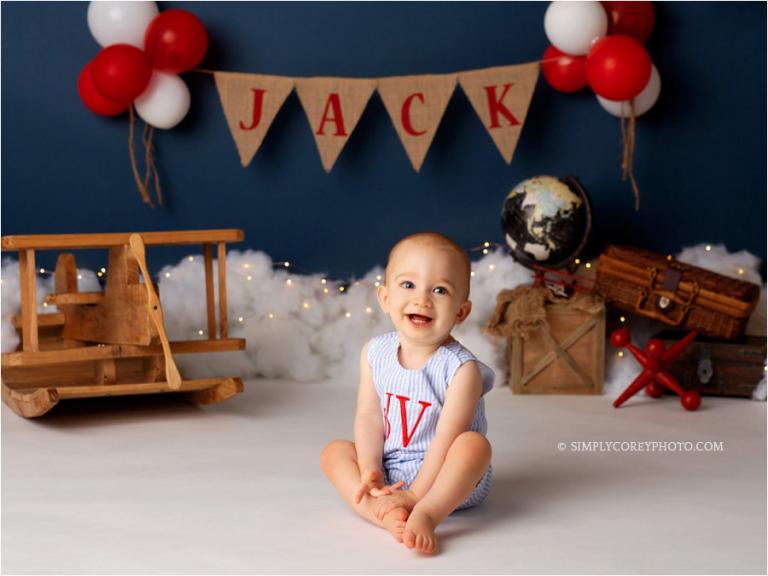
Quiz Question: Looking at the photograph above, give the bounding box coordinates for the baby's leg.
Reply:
[320,439,409,541]
[404,432,491,554]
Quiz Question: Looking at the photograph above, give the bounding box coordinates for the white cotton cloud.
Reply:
[1,244,764,402]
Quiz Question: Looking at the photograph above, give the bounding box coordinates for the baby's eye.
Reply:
[433,286,449,295]
[400,281,415,289]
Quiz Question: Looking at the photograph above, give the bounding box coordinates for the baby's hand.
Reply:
[354,469,405,504]
[373,488,419,521]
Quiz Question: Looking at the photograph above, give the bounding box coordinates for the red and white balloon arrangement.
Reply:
[541,1,658,209]
[78,2,208,205]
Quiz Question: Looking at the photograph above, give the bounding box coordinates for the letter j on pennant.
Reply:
[214,72,295,167]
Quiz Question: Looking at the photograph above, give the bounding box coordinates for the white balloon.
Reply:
[597,64,662,117]
[544,1,608,55]
[134,72,191,130]
[87,1,159,48]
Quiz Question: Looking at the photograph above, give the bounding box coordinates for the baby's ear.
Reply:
[455,300,472,324]
[376,285,390,313]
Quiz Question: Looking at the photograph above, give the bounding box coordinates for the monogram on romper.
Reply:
[382,392,432,448]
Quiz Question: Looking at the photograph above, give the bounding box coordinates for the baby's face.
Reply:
[378,240,471,348]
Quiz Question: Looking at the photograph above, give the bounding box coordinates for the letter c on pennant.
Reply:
[401,93,427,136]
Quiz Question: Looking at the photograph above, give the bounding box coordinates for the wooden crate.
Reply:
[508,301,605,394]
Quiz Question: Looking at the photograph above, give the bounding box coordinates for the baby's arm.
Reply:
[373,361,483,519]
[406,361,484,499]
[353,343,402,502]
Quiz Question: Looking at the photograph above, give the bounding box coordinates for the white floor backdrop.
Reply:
[2,378,765,574]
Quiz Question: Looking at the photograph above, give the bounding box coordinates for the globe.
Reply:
[501,175,592,269]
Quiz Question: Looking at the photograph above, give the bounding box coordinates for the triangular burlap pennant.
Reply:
[214,72,295,167]
[378,74,456,172]
[458,63,539,164]
[295,77,376,172]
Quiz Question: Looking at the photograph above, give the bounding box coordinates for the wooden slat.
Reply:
[217,242,228,339]
[55,378,227,400]
[2,229,244,251]
[19,250,39,351]
[45,292,104,305]
[1,338,246,368]
[204,243,216,338]
[12,313,65,329]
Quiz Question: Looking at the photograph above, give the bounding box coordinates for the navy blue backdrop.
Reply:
[2,2,766,278]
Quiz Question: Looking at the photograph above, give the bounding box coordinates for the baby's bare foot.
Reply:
[403,509,437,554]
[381,507,409,542]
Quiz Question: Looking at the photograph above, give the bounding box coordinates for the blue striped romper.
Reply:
[367,331,494,511]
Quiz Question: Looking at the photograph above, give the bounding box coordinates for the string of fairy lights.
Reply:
[20,242,757,360]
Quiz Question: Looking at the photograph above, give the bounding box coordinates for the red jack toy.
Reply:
[610,328,702,411]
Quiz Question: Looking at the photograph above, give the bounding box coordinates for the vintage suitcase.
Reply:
[654,330,766,398]
[595,245,760,340]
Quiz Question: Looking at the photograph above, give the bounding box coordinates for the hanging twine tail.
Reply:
[620,100,640,211]
[128,107,163,207]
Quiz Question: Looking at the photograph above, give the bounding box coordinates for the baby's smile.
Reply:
[407,313,433,327]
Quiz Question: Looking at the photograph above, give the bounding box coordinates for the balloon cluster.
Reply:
[542,1,660,118]
[78,2,208,129]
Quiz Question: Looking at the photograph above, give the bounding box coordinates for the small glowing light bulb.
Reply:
[339,286,346,292]
[575,258,581,265]
[302,302,310,309]
[667,255,673,261]
[488,264,495,271]
[198,329,204,336]
[483,249,489,255]
[585,263,592,269]
[705,245,712,252]
[365,307,372,314]
[43,301,48,308]
[286,279,293,286]
[77,274,83,280]
[284,262,290,268]
[737,268,745,275]
[620,316,626,323]
[247,275,253,281]
[100,267,107,273]
[323,287,329,294]
[618,351,624,358]
[345,312,352,318]
[470,271,476,277]
[243,263,251,269]
[39,268,45,274]
[321,278,327,285]
[376,275,382,281]
[97,271,103,277]
[164,272,171,278]
[374,281,381,287]
[238,316,244,323]
[268,313,275,320]
[484,241,490,248]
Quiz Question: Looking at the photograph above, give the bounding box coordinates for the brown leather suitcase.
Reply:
[594,245,760,340]
[654,330,766,398]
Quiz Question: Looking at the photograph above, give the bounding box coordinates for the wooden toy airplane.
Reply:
[2,229,246,417]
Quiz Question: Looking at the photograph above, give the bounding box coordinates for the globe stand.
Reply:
[610,328,701,411]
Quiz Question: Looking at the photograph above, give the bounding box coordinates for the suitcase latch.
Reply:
[657,269,682,311]
[697,346,713,384]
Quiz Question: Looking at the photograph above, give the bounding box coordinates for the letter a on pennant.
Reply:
[378,74,456,172]
[295,77,375,172]
[458,63,539,164]
[214,72,295,167]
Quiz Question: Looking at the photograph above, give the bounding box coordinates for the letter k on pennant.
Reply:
[458,63,539,164]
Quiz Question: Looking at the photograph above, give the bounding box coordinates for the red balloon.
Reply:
[91,44,153,103]
[542,45,587,93]
[586,35,652,100]
[144,9,208,73]
[78,61,130,117]
[602,1,655,43]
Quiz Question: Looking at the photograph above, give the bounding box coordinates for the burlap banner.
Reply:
[458,63,539,164]
[378,74,456,172]
[296,77,376,172]
[211,63,539,171]
[214,72,295,167]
